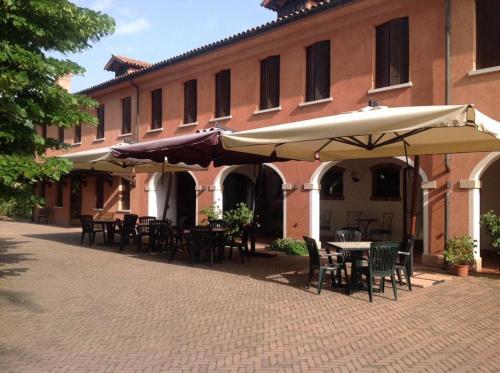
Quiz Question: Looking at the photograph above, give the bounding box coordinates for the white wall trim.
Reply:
[468,152,500,259]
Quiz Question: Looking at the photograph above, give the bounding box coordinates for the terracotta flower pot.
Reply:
[455,264,470,277]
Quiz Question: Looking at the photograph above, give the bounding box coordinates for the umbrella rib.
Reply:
[375,128,430,148]
[372,133,386,146]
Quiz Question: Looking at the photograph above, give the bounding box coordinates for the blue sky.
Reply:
[67,0,275,92]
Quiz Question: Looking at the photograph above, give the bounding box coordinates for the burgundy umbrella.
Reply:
[111,128,284,168]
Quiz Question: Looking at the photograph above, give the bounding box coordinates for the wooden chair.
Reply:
[395,235,414,291]
[137,216,157,251]
[189,225,215,267]
[303,236,341,294]
[369,212,394,241]
[80,215,105,246]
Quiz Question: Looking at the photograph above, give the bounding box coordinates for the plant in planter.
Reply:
[223,202,253,233]
[444,235,476,277]
[201,202,222,223]
[270,238,308,256]
[480,210,500,253]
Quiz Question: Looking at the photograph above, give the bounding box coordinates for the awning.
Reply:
[111,128,285,168]
[61,144,205,173]
[221,105,500,161]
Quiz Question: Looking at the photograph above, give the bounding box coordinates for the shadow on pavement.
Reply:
[0,238,34,279]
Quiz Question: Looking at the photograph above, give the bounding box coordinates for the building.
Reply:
[42,0,500,271]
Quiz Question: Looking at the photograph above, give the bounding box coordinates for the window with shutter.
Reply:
[305,40,330,102]
[260,55,280,110]
[151,89,162,129]
[56,182,64,207]
[184,79,197,124]
[476,0,500,69]
[96,104,105,139]
[375,18,409,88]
[122,96,132,134]
[96,177,104,209]
[74,124,81,144]
[215,69,231,118]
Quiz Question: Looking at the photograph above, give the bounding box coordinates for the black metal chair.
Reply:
[228,224,251,263]
[341,211,362,230]
[117,214,138,252]
[80,215,105,246]
[148,219,170,253]
[137,216,157,251]
[208,219,227,228]
[395,235,414,291]
[369,212,394,241]
[189,225,215,267]
[304,236,341,294]
[352,241,399,302]
[334,229,363,284]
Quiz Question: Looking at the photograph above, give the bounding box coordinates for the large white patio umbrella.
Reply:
[221,105,500,161]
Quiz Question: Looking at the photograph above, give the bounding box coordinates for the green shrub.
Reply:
[0,197,38,218]
[223,202,253,231]
[480,210,500,251]
[270,238,307,256]
[444,235,476,266]
[201,202,222,222]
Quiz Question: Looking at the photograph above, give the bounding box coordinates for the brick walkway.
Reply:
[1,221,499,372]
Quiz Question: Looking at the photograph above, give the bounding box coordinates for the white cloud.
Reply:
[90,0,115,12]
[115,18,151,36]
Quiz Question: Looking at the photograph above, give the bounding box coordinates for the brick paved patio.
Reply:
[1,220,499,372]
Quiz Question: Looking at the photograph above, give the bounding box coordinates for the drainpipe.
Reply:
[129,80,140,143]
[444,0,451,254]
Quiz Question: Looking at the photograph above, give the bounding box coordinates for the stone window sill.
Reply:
[146,128,163,134]
[253,106,281,115]
[368,82,413,94]
[92,138,105,143]
[209,115,232,123]
[299,97,333,107]
[118,133,132,138]
[72,142,82,146]
[179,121,198,128]
[468,65,500,76]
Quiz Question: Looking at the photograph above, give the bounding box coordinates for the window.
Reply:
[74,124,81,143]
[476,0,500,69]
[122,96,132,134]
[41,124,47,139]
[371,164,401,200]
[215,69,231,118]
[151,89,162,129]
[321,166,344,200]
[306,40,330,102]
[39,181,46,199]
[56,182,64,207]
[184,79,197,124]
[96,104,105,139]
[375,18,409,88]
[119,179,131,211]
[260,55,280,110]
[96,177,104,209]
[58,127,64,142]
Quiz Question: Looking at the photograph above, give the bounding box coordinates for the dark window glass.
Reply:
[371,164,401,200]
[260,55,280,110]
[321,166,344,200]
[41,124,47,139]
[56,182,64,207]
[151,89,162,129]
[215,69,231,118]
[96,177,104,209]
[39,181,46,199]
[476,0,500,69]
[96,104,105,139]
[375,18,409,88]
[306,40,330,102]
[58,127,64,142]
[122,96,132,134]
[120,179,131,211]
[74,124,81,143]
[184,79,197,124]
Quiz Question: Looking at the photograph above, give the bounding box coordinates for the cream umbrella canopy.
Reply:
[221,105,500,161]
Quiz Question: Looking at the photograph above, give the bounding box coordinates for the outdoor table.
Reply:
[93,219,117,245]
[355,218,378,240]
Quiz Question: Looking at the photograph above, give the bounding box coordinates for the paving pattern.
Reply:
[1,220,499,372]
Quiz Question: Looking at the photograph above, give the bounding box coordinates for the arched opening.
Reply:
[310,157,428,260]
[149,171,196,229]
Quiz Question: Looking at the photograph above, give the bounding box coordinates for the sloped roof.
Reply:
[78,0,355,95]
[103,55,151,72]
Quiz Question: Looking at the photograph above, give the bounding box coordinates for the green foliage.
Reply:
[223,202,253,230]
[0,0,115,214]
[444,235,476,266]
[270,238,308,256]
[480,210,500,250]
[201,203,222,222]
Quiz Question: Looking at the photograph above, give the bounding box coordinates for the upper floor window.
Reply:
[375,18,409,88]
[151,89,162,129]
[58,127,64,142]
[184,79,197,124]
[74,124,81,144]
[476,0,500,69]
[260,55,280,110]
[321,166,344,200]
[96,104,105,139]
[215,69,231,118]
[56,182,64,208]
[119,178,131,211]
[122,96,132,135]
[306,40,330,102]
[96,177,104,209]
[371,163,401,200]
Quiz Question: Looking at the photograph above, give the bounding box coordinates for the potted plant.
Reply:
[444,235,476,277]
[480,210,500,254]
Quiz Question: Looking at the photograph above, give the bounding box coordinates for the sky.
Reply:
[66,0,275,92]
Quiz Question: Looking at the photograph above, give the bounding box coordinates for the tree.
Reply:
[0,0,114,215]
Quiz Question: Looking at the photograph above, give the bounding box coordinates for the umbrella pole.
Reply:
[162,172,174,220]
[251,164,263,253]
[409,155,420,276]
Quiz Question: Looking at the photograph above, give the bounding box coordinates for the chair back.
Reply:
[97,212,115,221]
[139,216,156,224]
[80,215,93,230]
[209,219,227,228]
[303,236,321,268]
[150,219,170,240]
[381,212,394,230]
[398,234,414,266]
[138,216,156,234]
[369,241,399,276]
[123,214,138,230]
[346,211,361,228]
[190,225,212,249]
[335,229,362,242]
